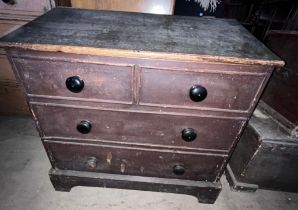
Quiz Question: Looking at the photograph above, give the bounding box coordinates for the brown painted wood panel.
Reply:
[31,104,243,151]
[45,141,225,181]
[13,58,133,103]
[140,67,265,111]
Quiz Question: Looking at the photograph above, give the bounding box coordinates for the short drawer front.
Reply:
[33,105,244,151]
[139,68,265,111]
[13,58,133,103]
[45,141,224,181]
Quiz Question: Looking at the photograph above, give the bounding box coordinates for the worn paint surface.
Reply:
[0,7,284,66]
[3,9,280,203]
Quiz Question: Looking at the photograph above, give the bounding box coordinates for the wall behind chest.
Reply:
[0,0,55,116]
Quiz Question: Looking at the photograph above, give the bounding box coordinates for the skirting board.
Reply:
[49,168,222,204]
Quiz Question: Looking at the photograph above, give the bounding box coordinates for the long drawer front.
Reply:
[32,104,244,151]
[45,141,225,181]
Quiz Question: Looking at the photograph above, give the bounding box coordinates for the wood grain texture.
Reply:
[0,7,283,66]
[0,9,42,20]
[71,0,175,15]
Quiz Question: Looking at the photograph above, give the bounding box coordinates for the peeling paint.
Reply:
[121,163,126,173]
[106,152,112,165]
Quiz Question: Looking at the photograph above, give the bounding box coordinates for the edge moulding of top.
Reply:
[1,43,285,67]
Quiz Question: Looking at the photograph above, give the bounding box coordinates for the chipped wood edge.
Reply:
[0,42,285,67]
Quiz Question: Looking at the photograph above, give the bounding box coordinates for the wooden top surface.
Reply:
[0,7,283,66]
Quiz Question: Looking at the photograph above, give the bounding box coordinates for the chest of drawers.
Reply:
[0,8,283,204]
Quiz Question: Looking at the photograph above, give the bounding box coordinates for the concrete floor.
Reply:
[0,116,298,210]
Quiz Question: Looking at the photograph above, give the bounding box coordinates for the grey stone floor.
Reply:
[0,116,298,210]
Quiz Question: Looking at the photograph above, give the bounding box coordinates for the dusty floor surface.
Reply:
[0,116,298,210]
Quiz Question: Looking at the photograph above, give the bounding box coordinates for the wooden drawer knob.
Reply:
[66,76,84,93]
[2,0,15,5]
[189,85,207,102]
[77,120,92,134]
[181,128,197,142]
[86,157,97,169]
[173,164,185,175]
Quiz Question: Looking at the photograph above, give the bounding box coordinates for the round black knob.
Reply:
[2,0,15,5]
[181,128,197,142]
[66,76,84,93]
[77,120,92,134]
[189,85,207,102]
[173,164,185,175]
